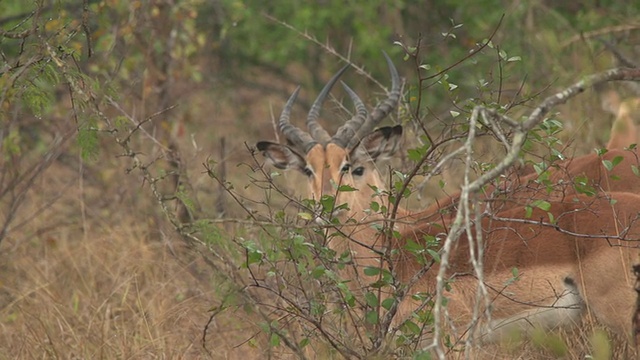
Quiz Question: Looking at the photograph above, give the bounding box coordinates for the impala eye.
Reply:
[341,164,351,173]
[352,166,365,176]
[303,167,313,177]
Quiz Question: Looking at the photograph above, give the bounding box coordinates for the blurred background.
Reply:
[1,0,639,358]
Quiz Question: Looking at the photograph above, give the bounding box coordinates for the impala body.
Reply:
[256,53,640,350]
[403,191,639,345]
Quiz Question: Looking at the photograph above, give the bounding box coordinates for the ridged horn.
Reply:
[306,64,350,143]
[277,86,317,153]
[330,81,368,147]
[333,51,401,149]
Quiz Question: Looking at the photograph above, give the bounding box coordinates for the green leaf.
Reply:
[407,148,426,162]
[404,239,425,253]
[320,195,335,211]
[338,184,357,192]
[532,199,551,211]
[381,298,395,311]
[246,249,263,265]
[344,292,356,307]
[524,206,533,218]
[547,212,555,224]
[269,333,280,347]
[427,249,441,263]
[365,310,379,325]
[297,212,313,220]
[573,175,597,196]
[310,265,326,279]
[611,155,624,167]
[365,292,378,307]
[364,267,381,277]
[402,320,421,335]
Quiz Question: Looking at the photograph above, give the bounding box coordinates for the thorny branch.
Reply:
[489,212,640,245]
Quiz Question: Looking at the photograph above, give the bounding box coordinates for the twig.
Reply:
[560,24,640,48]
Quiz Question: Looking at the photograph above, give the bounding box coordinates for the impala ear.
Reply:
[351,125,403,162]
[256,141,307,172]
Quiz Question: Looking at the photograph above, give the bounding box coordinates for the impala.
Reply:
[257,52,403,222]
[256,54,640,351]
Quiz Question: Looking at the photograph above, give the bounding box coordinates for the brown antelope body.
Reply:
[256,54,640,349]
[426,147,640,225]
[401,192,639,346]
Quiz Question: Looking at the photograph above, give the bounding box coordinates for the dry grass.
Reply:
[0,160,268,360]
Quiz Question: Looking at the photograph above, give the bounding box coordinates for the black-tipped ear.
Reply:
[351,125,403,162]
[256,141,307,172]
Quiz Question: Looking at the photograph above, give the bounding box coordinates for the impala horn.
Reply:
[277,64,349,153]
[331,51,400,149]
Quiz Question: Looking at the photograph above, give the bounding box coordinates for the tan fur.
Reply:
[601,89,640,149]
[399,193,639,345]
[307,142,401,271]
[304,142,390,216]
[406,148,640,228]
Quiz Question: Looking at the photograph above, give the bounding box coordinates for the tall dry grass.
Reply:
[0,159,267,359]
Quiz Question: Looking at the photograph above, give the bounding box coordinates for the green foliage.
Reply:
[242,238,264,266]
[524,199,552,219]
[602,155,623,171]
[1,128,22,157]
[214,0,399,73]
[22,79,54,116]
[194,220,225,247]
[573,174,597,197]
[531,328,568,357]
[76,116,100,161]
[589,329,612,360]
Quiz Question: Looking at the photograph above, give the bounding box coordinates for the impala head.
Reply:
[256,53,402,218]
